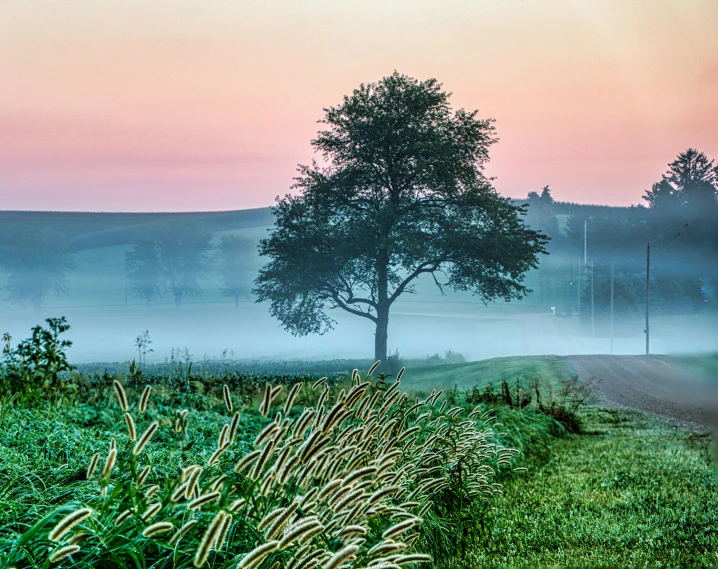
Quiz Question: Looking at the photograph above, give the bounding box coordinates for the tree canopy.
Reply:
[255,72,549,362]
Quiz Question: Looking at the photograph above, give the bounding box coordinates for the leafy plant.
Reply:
[0,317,73,398]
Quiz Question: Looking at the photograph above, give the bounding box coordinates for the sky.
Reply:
[1,0,717,212]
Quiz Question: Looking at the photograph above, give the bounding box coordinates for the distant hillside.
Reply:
[0,208,275,251]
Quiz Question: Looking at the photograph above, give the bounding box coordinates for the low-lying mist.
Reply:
[2,296,716,365]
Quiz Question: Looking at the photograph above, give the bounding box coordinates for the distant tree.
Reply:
[156,221,212,308]
[643,149,718,297]
[526,186,559,242]
[255,72,549,363]
[540,185,554,204]
[218,235,255,308]
[644,149,717,209]
[125,236,163,308]
[0,225,75,313]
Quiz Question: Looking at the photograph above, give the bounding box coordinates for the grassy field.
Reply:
[401,356,576,395]
[461,408,717,567]
[0,354,716,567]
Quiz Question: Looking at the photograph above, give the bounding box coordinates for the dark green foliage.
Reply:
[255,72,549,363]
[0,317,73,398]
[0,225,75,312]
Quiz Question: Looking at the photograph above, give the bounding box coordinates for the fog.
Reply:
[1,282,716,366]
[0,208,716,367]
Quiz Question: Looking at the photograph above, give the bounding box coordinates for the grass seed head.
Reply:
[312,377,328,390]
[142,521,173,537]
[284,381,303,415]
[321,544,359,569]
[238,540,279,568]
[137,465,151,487]
[48,544,81,563]
[115,510,133,526]
[142,502,162,520]
[102,448,117,479]
[234,449,262,474]
[222,384,233,412]
[217,424,229,449]
[279,518,324,549]
[169,519,197,547]
[139,385,151,413]
[188,491,220,510]
[382,517,420,539]
[48,508,93,542]
[133,421,158,456]
[215,514,233,551]
[124,413,137,440]
[229,411,241,443]
[112,380,128,411]
[86,452,99,480]
[194,510,227,567]
[185,466,202,499]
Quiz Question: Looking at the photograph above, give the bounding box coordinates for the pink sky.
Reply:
[1,0,717,212]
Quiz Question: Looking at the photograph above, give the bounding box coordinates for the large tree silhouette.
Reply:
[255,72,548,362]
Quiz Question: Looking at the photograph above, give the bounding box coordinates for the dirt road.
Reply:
[566,355,718,432]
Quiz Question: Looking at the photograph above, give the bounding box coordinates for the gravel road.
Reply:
[567,355,718,432]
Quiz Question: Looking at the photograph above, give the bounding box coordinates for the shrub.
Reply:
[0,317,73,399]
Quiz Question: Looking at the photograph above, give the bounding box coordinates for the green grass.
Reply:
[454,408,718,567]
[401,356,576,394]
[0,386,266,531]
[2,357,717,567]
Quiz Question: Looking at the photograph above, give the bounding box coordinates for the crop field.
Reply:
[0,326,716,568]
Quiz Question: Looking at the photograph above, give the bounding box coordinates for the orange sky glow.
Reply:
[1,0,717,211]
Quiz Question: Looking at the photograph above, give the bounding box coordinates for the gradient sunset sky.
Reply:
[1,0,717,212]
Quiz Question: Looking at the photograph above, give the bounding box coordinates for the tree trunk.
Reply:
[374,305,389,363]
[375,244,390,364]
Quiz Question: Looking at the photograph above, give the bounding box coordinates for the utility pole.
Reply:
[584,220,587,266]
[577,259,581,315]
[645,242,650,355]
[590,260,595,338]
[610,261,614,354]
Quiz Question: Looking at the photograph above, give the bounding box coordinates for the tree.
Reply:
[125,235,163,308]
[644,148,717,211]
[643,149,718,297]
[0,225,75,313]
[156,221,212,308]
[255,72,549,363]
[218,235,256,308]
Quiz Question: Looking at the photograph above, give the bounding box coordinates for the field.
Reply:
[1,348,716,568]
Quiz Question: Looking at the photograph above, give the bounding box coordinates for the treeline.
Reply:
[0,221,257,311]
[1,149,715,318]
[521,148,717,322]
